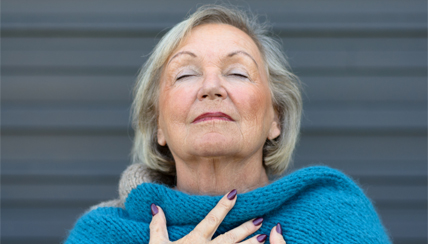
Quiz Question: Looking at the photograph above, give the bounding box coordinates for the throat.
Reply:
[174,157,269,196]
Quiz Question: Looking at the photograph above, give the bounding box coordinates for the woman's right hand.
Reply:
[149,189,280,244]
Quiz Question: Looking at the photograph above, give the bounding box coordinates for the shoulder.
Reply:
[277,166,391,242]
[279,166,372,209]
[65,164,153,243]
[87,163,152,211]
[285,165,354,181]
[275,166,364,194]
[65,206,149,244]
[283,166,364,192]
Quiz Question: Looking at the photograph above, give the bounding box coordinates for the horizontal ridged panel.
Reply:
[1,0,426,243]
[2,76,426,102]
[2,104,426,131]
[2,134,426,161]
[3,50,425,68]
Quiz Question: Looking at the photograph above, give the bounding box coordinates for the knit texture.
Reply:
[65,166,391,243]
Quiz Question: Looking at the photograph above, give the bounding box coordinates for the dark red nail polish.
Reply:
[257,234,267,242]
[276,223,283,234]
[252,217,264,226]
[227,189,237,200]
[151,203,158,216]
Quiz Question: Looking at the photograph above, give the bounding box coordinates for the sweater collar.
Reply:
[124,166,343,227]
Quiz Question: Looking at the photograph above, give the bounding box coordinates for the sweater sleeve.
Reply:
[64,207,150,244]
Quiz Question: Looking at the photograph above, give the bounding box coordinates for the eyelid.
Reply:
[175,68,198,81]
[231,72,248,77]
[227,68,250,80]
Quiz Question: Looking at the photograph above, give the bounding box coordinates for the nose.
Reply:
[197,73,228,101]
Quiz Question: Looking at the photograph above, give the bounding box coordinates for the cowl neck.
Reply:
[66,166,391,244]
[124,166,384,242]
[126,166,342,226]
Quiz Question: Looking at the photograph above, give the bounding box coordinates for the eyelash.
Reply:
[175,72,248,80]
[230,73,248,79]
[176,74,193,80]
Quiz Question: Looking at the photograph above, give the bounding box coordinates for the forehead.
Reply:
[172,23,263,62]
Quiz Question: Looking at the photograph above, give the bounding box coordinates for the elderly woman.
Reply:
[65,5,390,244]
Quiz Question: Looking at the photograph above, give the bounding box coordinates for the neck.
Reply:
[173,152,269,196]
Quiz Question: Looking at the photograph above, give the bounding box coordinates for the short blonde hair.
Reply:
[131,4,302,185]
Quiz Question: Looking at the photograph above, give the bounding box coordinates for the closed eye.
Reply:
[231,73,248,79]
[176,74,194,80]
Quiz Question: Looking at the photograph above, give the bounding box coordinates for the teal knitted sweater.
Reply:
[65,166,390,243]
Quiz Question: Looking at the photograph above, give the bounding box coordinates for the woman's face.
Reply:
[157,23,280,162]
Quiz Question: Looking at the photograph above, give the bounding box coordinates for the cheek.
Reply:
[235,85,272,125]
[159,85,194,125]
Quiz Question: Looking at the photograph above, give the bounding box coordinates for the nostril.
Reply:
[202,95,208,98]
[215,93,222,97]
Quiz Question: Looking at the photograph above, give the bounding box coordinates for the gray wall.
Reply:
[1,0,427,243]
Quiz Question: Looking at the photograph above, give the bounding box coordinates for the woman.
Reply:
[65,5,390,244]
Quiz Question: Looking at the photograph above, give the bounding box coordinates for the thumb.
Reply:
[149,204,170,244]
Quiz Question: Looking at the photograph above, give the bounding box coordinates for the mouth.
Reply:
[192,112,234,123]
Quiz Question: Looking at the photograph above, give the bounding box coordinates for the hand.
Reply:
[149,189,285,244]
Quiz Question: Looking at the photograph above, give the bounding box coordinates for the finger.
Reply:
[239,234,268,244]
[149,204,170,244]
[214,217,264,243]
[269,223,286,244]
[194,189,237,239]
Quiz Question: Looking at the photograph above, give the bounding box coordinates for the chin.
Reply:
[190,134,241,157]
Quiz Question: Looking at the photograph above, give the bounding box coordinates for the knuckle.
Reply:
[206,213,220,226]
[218,199,232,210]
[225,232,238,242]
[242,222,252,233]
[184,235,202,244]
[216,234,225,241]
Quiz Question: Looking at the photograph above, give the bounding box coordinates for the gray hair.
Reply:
[131,4,302,185]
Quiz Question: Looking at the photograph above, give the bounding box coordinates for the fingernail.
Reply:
[257,234,267,242]
[276,223,283,234]
[151,203,158,216]
[252,217,264,226]
[227,189,237,200]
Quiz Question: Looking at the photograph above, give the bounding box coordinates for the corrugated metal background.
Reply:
[1,0,427,243]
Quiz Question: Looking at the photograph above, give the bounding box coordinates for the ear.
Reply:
[268,113,281,140]
[157,128,166,146]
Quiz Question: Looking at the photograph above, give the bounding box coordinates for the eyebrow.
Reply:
[228,50,259,68]
[167,51,197,66]
[167,50,259,68]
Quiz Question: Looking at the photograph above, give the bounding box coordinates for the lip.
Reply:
[192,112,234,123]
